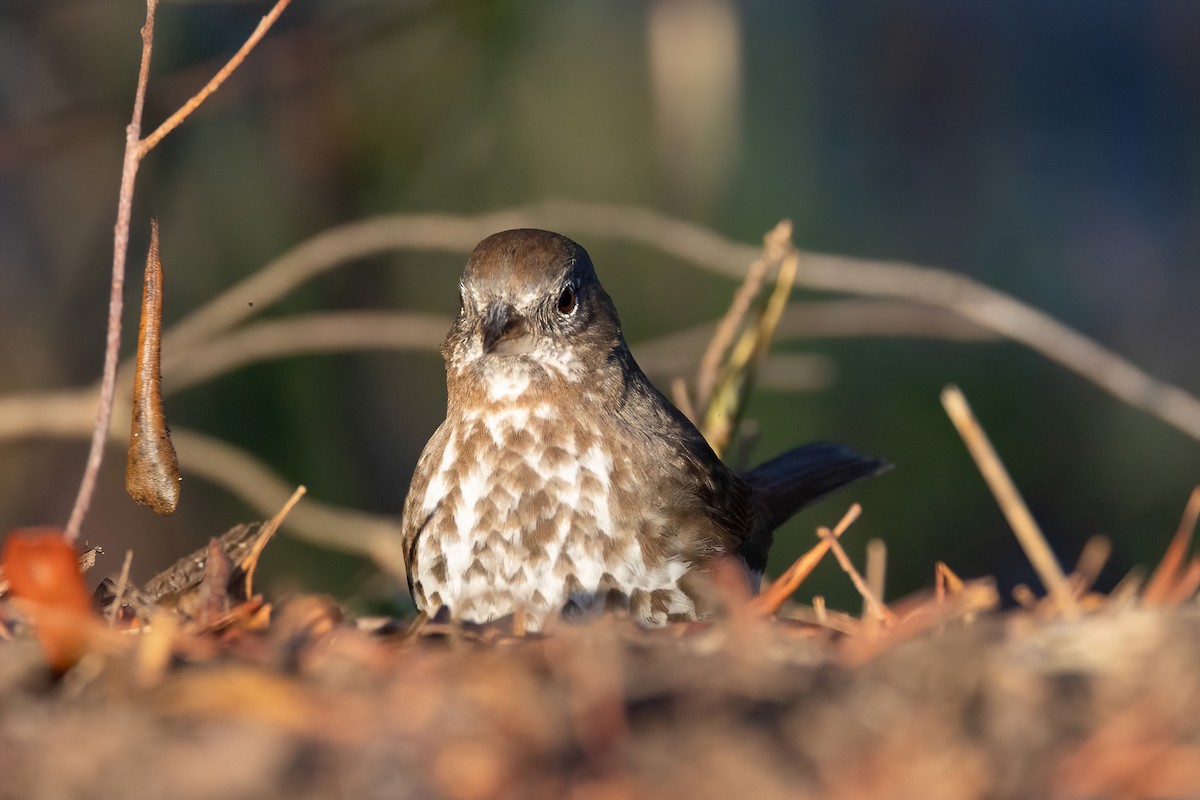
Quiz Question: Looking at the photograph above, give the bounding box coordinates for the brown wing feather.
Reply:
[399,421,452,607]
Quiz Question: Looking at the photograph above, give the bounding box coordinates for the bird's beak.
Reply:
[481,303,533,355]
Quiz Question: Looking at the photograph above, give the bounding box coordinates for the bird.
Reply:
[401,228,885,629]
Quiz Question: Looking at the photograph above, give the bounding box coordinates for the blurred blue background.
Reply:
[1,0,1197,611]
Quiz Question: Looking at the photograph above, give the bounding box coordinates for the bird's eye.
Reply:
[556,285,577,316]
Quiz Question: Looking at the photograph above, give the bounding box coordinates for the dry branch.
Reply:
[149,202,1200,445]
[64,0,293,543]
[65,0,160,544]
[161,311,449,392]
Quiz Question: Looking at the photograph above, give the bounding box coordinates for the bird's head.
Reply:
[443,229,625,399]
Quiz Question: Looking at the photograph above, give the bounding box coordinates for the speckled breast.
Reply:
[409,401,697,628]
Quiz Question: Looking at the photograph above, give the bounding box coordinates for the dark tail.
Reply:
[740,441,888,570]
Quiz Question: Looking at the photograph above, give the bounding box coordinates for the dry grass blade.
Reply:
[1069,535,1111,598]
[696,220,791,408]
[701,242,799,456]
[841,578,999,665]
[192,598,270,635]
[752,504,861,616]
[935,561,965,604]
[685,218,799,455]
[1143,486,1200,605]
[864,539,887,618]
[819,527,895,624]
[151,298,973,403]
[941,385,1079,617]
[242,485,306,598]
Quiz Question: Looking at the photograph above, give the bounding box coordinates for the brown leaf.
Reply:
[125,219,181,515]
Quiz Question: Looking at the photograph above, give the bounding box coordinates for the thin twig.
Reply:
[159,311,449,393]
[1165,556,1200,605]
[818,527,895,624]
[751,504,860,616]
[108,550,134,626]
[941,384,1079,617]
[64,0,159,545]
[137,0,294,157]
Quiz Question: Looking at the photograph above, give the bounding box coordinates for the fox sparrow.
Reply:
[401,229,884,628]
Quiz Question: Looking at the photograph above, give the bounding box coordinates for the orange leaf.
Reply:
[2,527,94,671]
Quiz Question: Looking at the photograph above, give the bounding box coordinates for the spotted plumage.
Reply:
[401,229,884,628]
